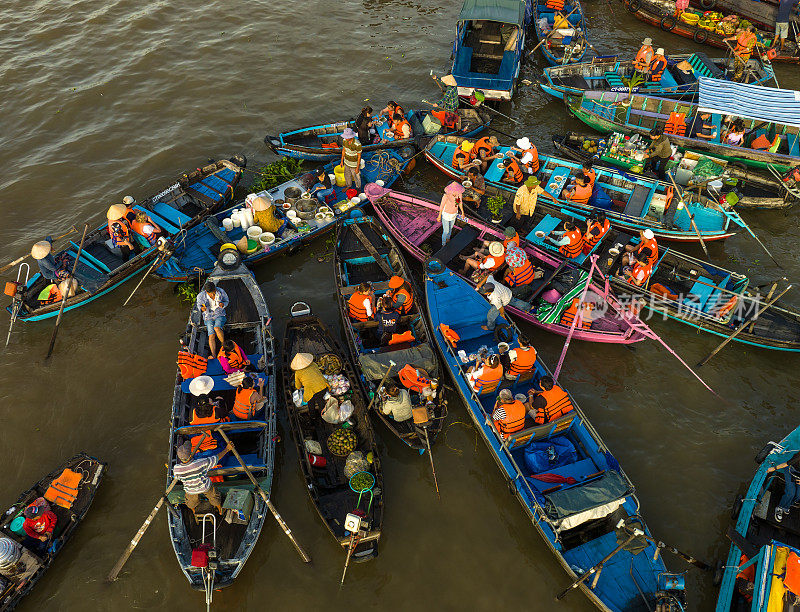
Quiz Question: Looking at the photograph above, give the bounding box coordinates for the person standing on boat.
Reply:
[724,26,758,80]
[355,106,374,145]
[648,48,667,83]
[513,176,556,224]
[291,352,331,413]
[196,280,228,358]
[431,74,460,115]
[772,0,796,53]
[633,38,654,80]
[766,452,800,522]
[340,128,362,189]
[30,239,105,295]
[173,440,233,519]
[644,126,672,181]
[438,181,465,246]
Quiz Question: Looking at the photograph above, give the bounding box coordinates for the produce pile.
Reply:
[679,9,752,37]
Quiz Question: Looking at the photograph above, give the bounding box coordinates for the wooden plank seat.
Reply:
[340,280,391,296]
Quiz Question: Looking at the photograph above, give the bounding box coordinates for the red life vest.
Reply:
[471,136,494,161]
[582,218,610,254]
[190,409,228,451]
[508,345,537,376]
[503,258,536,287]
[546,0,565,10]
[636,236,659,263]
[178,351,208,380]
[473,362,503,393]
[630,259,654,286]
[452,147,471,169]
[559,228,584,258]
[495,400,527,436]
[633,45,654,72]
[439,323,460,348]
[567,182,592,205]
[232,388,259,420]
[560,298,594,329]
[390,286,414,315]
[664,112,687,136]
[649,54,667,82]
[348,291,374,321]
[502,158,524,183]
[534,385,574,424]
[398,364,431,393]
[389,330,415,345]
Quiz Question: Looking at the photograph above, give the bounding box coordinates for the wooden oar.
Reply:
[553,256,597,381]
[619,518,709,569]
[217,429,312,563]
[697,284,792,367]
[526,7,580,58]
[45,224,89,360]
[107,432,208,582]
[422,424,440,500]
[0,226,78,275]
[666,173,709,258]
[123,240,175,306]
[367,360,396,412]
[340,529,362,586]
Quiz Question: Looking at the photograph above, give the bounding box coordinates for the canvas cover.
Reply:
[458,0,526,25]
[358,345,437,381]
[543,470,631,521]
[698,77,800,128]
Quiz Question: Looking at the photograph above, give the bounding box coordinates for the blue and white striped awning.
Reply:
[698,77,800,128]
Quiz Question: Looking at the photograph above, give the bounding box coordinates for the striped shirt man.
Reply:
[173,455,219,495]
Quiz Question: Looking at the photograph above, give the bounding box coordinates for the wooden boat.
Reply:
[532,0,589,66]
[552,131,798,208]
[620,0,799,63]
[538,52,774,100]
[8,159,243,324]
[370,189,647,345]
[715,425,800,611]
[688,0,799,31]
[155,149,411,282]
[167,245,276,593]
[565,86,800,172]
[424,134,740,242]
[266,109,490,161]
[282,303,383,562]
[333,215,448,450]
[0,453,105,611]
[450,0,532,100]
[423,258,686,612]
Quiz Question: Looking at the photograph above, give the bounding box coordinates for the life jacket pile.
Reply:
[534,385,574,424]
[546,0,565,10]
[388,330,415,345]
[560,298,594,329]
[495,400,526,436]
[664,112,687,136]
[399,364,431,394]
[348,291,374,321]
[178,351,208,379]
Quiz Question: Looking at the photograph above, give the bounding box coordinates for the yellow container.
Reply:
[680,12,699,24]
[334,165,346,187]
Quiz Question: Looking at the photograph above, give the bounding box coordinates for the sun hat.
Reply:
[488,241,505,257]
[388,276,404,289]
[525,176,540,187]
[364,182,390,201]
[31,241,51,260]
[642,37,652,45]
[122,195,135,205]
[642,228,655,240]
[441,74,457,86]
[521,152,534,164]
[504,226,517,238]
[251,196,272,212]
[516,137,531,150]
[176,441,193,462]
[444,181,465,195]
[107,204,128,220]
[656,47,665,55]
[290,352,314,370]
[342,127,357,140]
[505,245,527,268]
[460,141,474,152]
[189,375,214,397]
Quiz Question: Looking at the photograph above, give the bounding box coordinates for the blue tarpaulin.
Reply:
[697,77,800,128]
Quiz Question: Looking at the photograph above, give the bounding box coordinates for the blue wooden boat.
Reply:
[715,425,800,611]
[450,0,532,101]
[423,258,686,612]
[424,134,740,242]
[532,0,588,66]
[266,108,490,162]
[166,246,276,596]
[7,159,243,324]
[539,52,774,101]
[155,149,412,282]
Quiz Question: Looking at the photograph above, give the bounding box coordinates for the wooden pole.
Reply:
[123,242,173,306]
[423,425,440,500]
[0,226,78,274]
[367,360,396,412]
[666,173,709,258]
[45,224,89,360]
[527,7,580,58]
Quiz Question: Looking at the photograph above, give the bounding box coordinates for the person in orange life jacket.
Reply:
[376,295,401,345]
[689,112,717,141]
[644,126,672,182]
[467,353,503,392]
[582,210,610,255]
[492,388,529,437]
[218,339,253,374]
[462,166,486,211]
[173,439,233,518]
[561,173,593,205]
[107,203,138,261]
[387,275,414,315]
[389,111,412,140]
[766,449,800,522]
[190,395,229,453]
[545,221,584,259]
[379,101,404,122]
[471,136,504,174]
[348,281,375,321]
[648,48,667,82]
[130,210,163,246]
[196,280,228,357]
[22,498,57,552]
[232,375,266,420]
[499,154,525,185]
[452,140,477,173]
[461,240,505,276]
[724,25,758,78]
[632,37,654,78]
[510,137,539,174]
[526,375,574,424]
[622,228,658,267]
[502,335,538,380]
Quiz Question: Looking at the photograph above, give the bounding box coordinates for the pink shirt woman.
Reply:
[438,182,465,246]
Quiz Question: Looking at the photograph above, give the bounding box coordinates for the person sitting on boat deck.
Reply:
[452,140,477,173]
[461,241,505,277]
[467,353,503,393]
[723,119,746,147]
[30,239,105,295]
[309,168,336,205]
[492,388,528,437]
[505,335,538,380]
[462,167,486,211]
[766,449,800,523]
[189,394,229,454]
[376,295,401,345]
[430,74,461,116]
[291,352,331,413]
[510,137,540,174]
[470,136,504,174]
[218,339,252,374]
[129,210,163,246]
[197,280,228,357]
[527,375,574,425]
[355,105,375,145]
[581,160,596,186]
[107,203,138,261]
[618,233,656,286]
[582,211,610,255]
[388,275,414,315]
[545,221,585,259]
[503,226,520,250]
[340,128,363,189]
[560,173,593,205]
[22,497,57,552]
[388,111,412,141]
[623,228,659,266]
[502,242,539,290]
[724,25,757,80]
[633,37,654,79]
[379,101,405,122]
[380,383,413,422]
[348,281,375,322]
[644,126,672,182]
[252,195,288,236]
[499,155,524,185]
[438,181,465,246]
[689,112,717,141]
[648,48,667,83]
[232,374,267,420]
[173,439,233,519]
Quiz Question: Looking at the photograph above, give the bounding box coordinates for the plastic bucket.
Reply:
[231,211,242,228]
[246,237,259,253]
[247,226,262,240]
[10,516,24,535]
[259,232,275,246]
[222,218,234,231]
[334,165,346,187]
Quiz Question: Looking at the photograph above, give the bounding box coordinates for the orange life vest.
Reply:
[649,54,667,82]
[634,45,654,72]
[546,0,565,10]
[502,158,524,183]
[44,468,82,509]
[584,168,596,186]
[736,554,755,602]
[560,298,594,329]
[439,323,460,348]
[390,285,414,315]
[751,133,778,150]
[567,182,592,205]
[190,409,228,451]
[431,109,458,129]
[471,136,494,160]
[503,232,520,250]
[130,216,158,237]
[522,146,540,173]
[664,112,687,136]
[484,253,505,271]
[392,118,412,140]
[495,400,527,436]
[582,218,610,253]
[232,388,259,420]
[559,228,584,258]
[108,218,131,244]
[178,351,208,380]
[735,31,757,59]
[389,330,415,345]
[348,291,374,321]
[630,259,654,286]
[398,364,431,393]
[535,385,574,424]
[508,345,537,376]
[453,147,471,169]
[637,236,659,263]
[503,258,536,287]
[473,362,503,393]
[220,342,249,371]
[38,283,62,304]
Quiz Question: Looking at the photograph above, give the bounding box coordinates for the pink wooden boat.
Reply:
[369,188,648,345]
